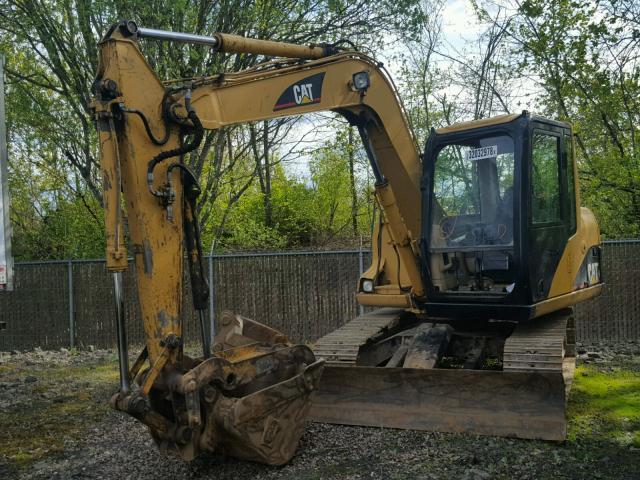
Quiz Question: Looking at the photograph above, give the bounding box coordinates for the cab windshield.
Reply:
[429,133,515,295]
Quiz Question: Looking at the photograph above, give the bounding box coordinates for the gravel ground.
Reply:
[1,343,639,480]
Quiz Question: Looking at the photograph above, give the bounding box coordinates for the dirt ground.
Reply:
[1,343,638,480]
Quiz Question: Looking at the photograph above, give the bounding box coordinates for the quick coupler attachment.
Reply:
[110,314,324,465]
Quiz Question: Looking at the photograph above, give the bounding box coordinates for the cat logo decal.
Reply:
[273,73,325,111]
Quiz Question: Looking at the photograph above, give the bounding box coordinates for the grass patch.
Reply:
[568,364,640,447]
[0,364,17,375]
[1,393,108,466]
[0,360,119,469]
[43,362,119,383]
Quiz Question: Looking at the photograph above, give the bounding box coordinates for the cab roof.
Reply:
[434,112,571,135]
[435,113,521,135]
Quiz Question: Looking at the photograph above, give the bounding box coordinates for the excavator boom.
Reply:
[92,22,326,464]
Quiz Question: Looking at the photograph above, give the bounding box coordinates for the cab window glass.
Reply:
[531,132,561,224]
[431,135,515,248]
[565,134,577,233]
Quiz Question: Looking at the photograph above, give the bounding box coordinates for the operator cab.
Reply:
[421,112,585,319]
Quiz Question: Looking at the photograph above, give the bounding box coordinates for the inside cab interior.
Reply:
[428,133,516,296]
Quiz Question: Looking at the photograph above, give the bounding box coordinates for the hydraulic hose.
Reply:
[120,105,171,145]
[147,91,204,199]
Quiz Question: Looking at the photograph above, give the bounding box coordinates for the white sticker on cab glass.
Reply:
[466,145,498,161]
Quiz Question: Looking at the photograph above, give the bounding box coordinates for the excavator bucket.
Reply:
[310,308,575,441]
[113,312,323,465]
[204,312,325,464]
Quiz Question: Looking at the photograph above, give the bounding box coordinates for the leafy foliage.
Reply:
[207,124,374,251]
[508,0,640,237]
[2,0,639,260]
[0,0,422,258]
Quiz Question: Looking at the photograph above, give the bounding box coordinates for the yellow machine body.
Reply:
[91,21,602,462]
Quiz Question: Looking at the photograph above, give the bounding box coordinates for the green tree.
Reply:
[8,151,104,260]
[210,163,315,250]
[507,0,640,237]
[1,0,425,258]
[308,124,373,245]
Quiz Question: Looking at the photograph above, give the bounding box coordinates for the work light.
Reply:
[362,279,374,293]
[352,71,370,91]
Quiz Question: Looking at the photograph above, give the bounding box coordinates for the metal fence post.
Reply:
[208,254,216,340]
[67,259,75,348]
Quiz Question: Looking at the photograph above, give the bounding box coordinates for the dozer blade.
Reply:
[310,308,576,441]
[310,365,567,441]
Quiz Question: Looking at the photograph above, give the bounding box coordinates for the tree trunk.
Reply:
[263,121,273,228]
[348,126,358,236]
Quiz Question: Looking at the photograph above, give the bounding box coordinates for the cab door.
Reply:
[527,122,570,302]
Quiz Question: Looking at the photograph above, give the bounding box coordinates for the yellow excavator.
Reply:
[91,20,602,464]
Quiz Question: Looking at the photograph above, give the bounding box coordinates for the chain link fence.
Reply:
[0,242,637,351]
[574,240,640,342]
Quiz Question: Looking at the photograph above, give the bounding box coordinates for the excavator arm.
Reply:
[94,21,427,346]
[90,20,425,464]
[175,52,426,304]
